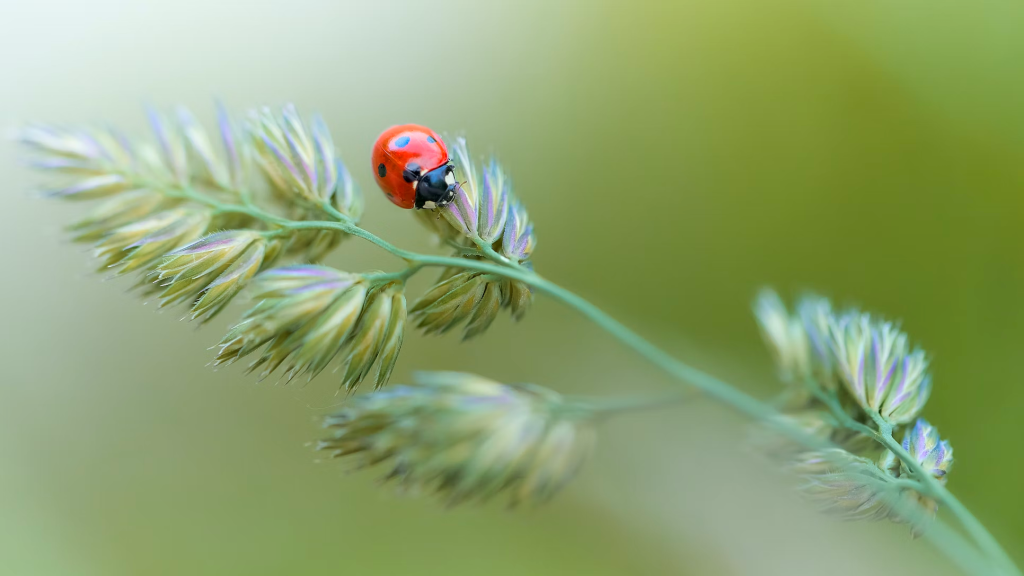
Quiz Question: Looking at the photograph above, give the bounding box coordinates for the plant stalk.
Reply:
[166,183,1020,576]
[867,414,1020,576]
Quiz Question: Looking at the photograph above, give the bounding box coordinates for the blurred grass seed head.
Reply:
[754,290,951,535]
[317,371,596,506]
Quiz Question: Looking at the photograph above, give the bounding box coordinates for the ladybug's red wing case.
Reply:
[371,124,450,209]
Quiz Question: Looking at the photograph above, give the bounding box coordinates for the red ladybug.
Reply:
[371,124,456,209]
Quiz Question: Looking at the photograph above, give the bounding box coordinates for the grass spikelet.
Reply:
[754,290,955,537]
[317,371,595,506]
[247,104,361,212]
[410,268,531,339]
[93,208,211,273]
[792,449,902,522]
[373,288,407,389]
[408,139,536,335]
[754,289,812,386]
[66,191,168,242]
[877,419,954,535]
[20,124,135,177]
[151,231,270,321]
[214,266,406,389]
[416,139,536,258]
[754,291,932,426]
[827,311,932,426]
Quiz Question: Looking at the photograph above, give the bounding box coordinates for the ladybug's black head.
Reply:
[410,163,456,210]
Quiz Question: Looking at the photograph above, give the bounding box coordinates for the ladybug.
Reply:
[371,124,456,209]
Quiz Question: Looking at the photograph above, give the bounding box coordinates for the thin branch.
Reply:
[144,178,1021,576]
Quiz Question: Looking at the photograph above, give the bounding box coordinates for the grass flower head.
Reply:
[318,371,595,506]
[93,207,211,273]
[410,139,536,339]
[878,419,954,531]
[248,104,362,217]
[214,266,406,389]
[410,264,531,339]
[828,312,932,425]
[152,230,270,320]
[793,449,900,522]
[754,289,812,386]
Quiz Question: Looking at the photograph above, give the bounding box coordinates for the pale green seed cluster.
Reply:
[93,208,211,274]
[249,106,345,205]
[214,266,406,389]
[247,105,363,261]
[792,449,902,522]
[755,290,931,425]
[153,231,270,321]
[318,372,595,506]
[411,265,532,339]
[878,419,954,533]
[829,314,931,425]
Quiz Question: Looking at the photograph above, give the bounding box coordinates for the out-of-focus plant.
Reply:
[19,104,1020,576]
[752,291,1013,574]
[753,292,944,531]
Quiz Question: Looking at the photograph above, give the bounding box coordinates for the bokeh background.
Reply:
[2,0,1023,574]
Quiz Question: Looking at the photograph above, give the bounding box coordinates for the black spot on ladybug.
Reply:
[426,136,436,144]
[394,136,410,148]
[403,162,422,183]
[377,163,386,178]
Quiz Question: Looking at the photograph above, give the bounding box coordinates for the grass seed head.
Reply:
[410,267,532,340]
[93,208,211,273]
[827,312,932,425]
[793,449,904,523]
[20,124,135,179]
[877,419,953,535]
[415,138,536,259]
[66,191,169,243]
[796,295,840,390]
[755,291,932,425]
[408,139,536,336]
[754,289,812,388]
[318,371,595,506]
[214,266,406,389]
[151,230,269,321]
[880,419,953,485]
[247,104,362,217]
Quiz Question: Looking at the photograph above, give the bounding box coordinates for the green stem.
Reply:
[808,386,1019,575]
[562,390,693,420]
[362,264,425,284]
[251,215,843,440]
[317,201,357,224]
[931,519,1001,576]
[427,251,1017,576]
[808,386,878,438]
[161,184,293,227]
[472,236,517,267]
[163,184,1019,576]
[867,414,1020,576]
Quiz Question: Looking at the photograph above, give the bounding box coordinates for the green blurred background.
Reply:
[2,0,1022,574]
